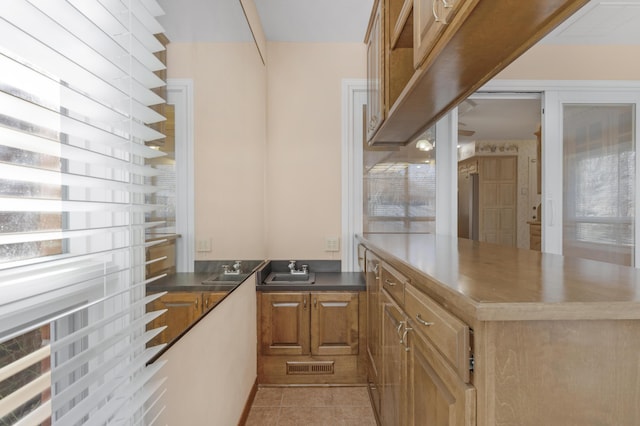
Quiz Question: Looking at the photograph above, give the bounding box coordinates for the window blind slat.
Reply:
[13,399,51,426]
[0,164,157,195]
[0,125,161,177]
[0,345,50,383]
[0,370,51,419]
[51,326,166,410]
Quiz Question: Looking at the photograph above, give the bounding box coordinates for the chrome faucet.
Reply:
[288,260,309,275]
[222,261,242,275]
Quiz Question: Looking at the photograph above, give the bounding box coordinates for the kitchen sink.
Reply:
[202,273,249,285]
[263,272,316,285]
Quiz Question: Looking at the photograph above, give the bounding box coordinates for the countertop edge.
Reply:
[357,234,640,323]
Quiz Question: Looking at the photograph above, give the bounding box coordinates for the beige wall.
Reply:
[156,276,257,425]
[168,41,366,261]
[496,44,640,80]
[168,42,267,260]
[265,42,366,259]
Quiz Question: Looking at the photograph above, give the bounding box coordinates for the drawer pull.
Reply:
[384,278,396,287]
[396,322,404,338]
[416,314,434,327]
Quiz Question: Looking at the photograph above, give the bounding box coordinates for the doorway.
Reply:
[456,94,542,249]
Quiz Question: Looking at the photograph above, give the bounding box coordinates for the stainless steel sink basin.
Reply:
[263,272,316,285]
[202,273,249,285]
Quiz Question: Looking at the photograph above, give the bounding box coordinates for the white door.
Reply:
[543,91,640,266]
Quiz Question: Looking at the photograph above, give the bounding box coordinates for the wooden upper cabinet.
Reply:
[414,0,475,69]
[366,0,385,140]
[260,292,310,356]
[367,0,588,145]
[311,292,359,356]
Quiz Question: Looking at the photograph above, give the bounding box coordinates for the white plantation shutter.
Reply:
[0,1,168,424]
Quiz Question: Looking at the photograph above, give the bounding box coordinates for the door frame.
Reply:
[167,78,195,272]
[480,79,640,261]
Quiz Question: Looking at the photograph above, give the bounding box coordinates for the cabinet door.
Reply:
[310,292,359,356]
[203,291,228,312]
[260,292,310,356]
[407,328,475,426]
[150,292,201,345]
[366,0,384,141]
[381,295,408,426]
[413,0,476,68]
[366,251,383,409]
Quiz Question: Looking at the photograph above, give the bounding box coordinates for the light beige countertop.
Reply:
[358,233,640,323]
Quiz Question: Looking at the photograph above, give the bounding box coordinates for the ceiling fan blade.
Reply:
[458,129,476,136]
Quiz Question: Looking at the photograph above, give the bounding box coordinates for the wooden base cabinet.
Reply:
[407,323,475,426]
[381,292,408,426]
[146,291,226,346]
[260,292,359,356]
[258,291,366,384]
[366,251,383,413]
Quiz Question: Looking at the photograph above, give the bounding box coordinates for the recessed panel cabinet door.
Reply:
[413,0,477,68]
[260,292,310,356]
[366,0,384,141]
[381,299,408,426]
[311,292,359,356]
[148,292,201,345]
[407,328,475,426]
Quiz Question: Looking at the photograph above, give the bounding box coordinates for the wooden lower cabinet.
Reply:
[260,292,310,356]
[147,291,227,346]
[381,293,407,426]
[407,325,475,426]
[366,251,383,413]
[257,291,366,384]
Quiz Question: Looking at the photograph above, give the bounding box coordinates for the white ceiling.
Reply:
[157,0,640,143]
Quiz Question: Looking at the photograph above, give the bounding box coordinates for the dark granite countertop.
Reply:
[147,272,256,293]
[147,271,365,293]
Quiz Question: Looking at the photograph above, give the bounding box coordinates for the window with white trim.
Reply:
[0,1,168,424]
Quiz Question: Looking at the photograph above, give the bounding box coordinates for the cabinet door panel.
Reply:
[148,292,200,345]
[408,330,475,426]
[366,0,384,140]
[382,296,407,426]
[366,252,383,414]
[260,292,310,356]
[311,292,359,356]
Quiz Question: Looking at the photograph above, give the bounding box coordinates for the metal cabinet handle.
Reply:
[416,313,434,327]
[195,298,198,310]
[384,278,396,287]
[432,0,449,24]
[313,298,317,308]
[205,297,209,309]
[373,263,379,279]
[303,297,307,310]
[396,322,404,338]
[401,326,412,352]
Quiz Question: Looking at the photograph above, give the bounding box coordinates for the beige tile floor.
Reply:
[244,386,378,426]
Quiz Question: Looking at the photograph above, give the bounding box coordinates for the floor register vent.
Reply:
[286,361,334,375]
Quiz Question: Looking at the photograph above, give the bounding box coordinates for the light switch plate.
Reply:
[325,237,340,252]
[196,238,211,252]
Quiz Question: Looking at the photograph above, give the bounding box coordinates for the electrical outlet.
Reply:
[325,237,340,252]
[196,238,212,252]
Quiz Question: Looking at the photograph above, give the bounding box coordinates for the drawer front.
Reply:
[146,241,176,277]
[405,284,470,382]
[380,263,406,306]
